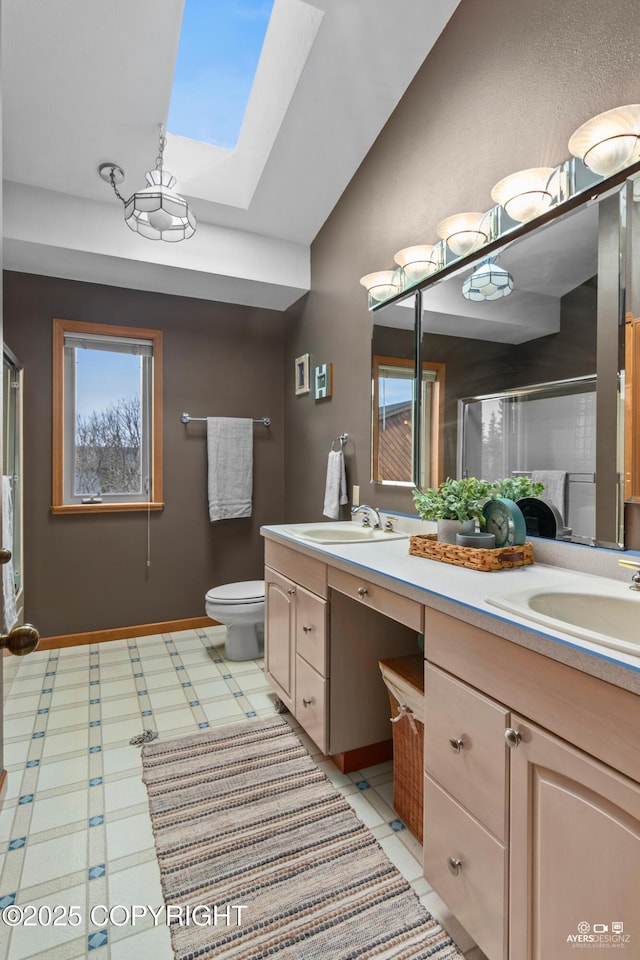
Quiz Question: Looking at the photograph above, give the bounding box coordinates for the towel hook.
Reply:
[331,432,349,452]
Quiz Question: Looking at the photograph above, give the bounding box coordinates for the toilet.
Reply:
[204,580,265,661]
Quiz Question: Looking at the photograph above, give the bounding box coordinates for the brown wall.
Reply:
[285,0,640,549]
[3,272,287,637]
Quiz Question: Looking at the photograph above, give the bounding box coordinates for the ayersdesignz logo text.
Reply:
[567,921,631,948]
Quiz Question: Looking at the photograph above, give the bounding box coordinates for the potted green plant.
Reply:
[492,476,544,501]
[412,477,491,544]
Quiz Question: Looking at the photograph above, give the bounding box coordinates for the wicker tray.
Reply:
[409,533,534,571]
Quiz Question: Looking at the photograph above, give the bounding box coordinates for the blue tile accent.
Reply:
[214,658,223,664]
[223,674,232,679]
[8,838,26,850]
[90,664,99,670]
[88,929,108,950]
[90,698,100,705]
[90,680,100,686]
[32,732,44,740]
[356,781,370,791]
[26,760,40,768]
[128,644,137,649]
[181,682,192,688]
[37,708,49,715]
[198,721,210,729]
[142,710,152,717]
[89,815,104,827]
[170,651,179,657]
[389,819,406,832]
[175,665,185,671]
[245,711,257,718]
[45,671,55,676]
[233,691,243,698]
[42,688,53,694]
[89,720,101,727]
[89,777,103,787]
[137,690,148,696]
[189,700,200,707]
[131,657,140,662]
[134,673,143,678]
[89,746,102,754]
[88,864,106,880]
[0,894,16,910]
[48,656,58,661]
[18,795,34,804]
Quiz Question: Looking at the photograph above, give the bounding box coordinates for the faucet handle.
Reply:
[384,516,398,532]
[618,558,640,590]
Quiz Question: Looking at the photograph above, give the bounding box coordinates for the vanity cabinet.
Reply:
[423,607,640,960]
[264,539,420,769]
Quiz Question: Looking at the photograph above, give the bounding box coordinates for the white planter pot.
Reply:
[436,518,475,545]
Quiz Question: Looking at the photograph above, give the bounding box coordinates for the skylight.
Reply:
[168,0,275,150]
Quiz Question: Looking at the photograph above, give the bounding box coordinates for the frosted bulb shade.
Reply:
[436,213,488,257]
[491,167,556,223]
[148,207,174,231]
[393,245,439,283]
[568,104,640,177]
[359,271,400,303]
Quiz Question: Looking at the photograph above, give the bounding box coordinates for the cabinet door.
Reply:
[509,715,640,960]
[295,654,328,754]
[264,566,296,709]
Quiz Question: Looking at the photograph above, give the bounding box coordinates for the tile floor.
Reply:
[0,625,487,959]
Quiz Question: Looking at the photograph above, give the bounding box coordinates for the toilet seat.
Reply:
[206,580,265,605]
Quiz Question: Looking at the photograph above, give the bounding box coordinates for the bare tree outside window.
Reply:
[75,396,142,496]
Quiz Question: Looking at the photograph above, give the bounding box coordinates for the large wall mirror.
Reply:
[371,180,634,549]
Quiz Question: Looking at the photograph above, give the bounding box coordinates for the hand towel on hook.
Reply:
[323,449,348,520]
[207,418,253,521]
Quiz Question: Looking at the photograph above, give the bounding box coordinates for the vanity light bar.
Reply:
[364,104,640,311]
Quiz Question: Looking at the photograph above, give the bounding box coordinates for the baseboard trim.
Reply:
[36,616,218,651]
[330,739,393,774]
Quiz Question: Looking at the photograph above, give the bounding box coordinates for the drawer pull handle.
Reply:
[448,736,464,753]
[302,625,313,633]
[356,586,368,597]
[447,857,462,877]
[505,727,522,749]
[302,697,314,707]
[287,587,296,596]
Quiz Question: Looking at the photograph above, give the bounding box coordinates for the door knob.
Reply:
[0,548,12,564]
[0,624,39,656]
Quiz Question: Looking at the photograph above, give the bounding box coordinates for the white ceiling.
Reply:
[1,0,461,310]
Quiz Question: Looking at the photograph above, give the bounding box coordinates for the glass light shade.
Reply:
[124,168,196,242]
[359,270,401,303]
[491,167,557,222]
[436,212,488,257]
[393,245,439,284]
[461,258,513,301]
[568,104,640,177]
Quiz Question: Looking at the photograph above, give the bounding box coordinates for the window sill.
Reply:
[51,502,165,515]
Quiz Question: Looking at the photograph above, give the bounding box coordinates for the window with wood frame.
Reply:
[52,319,163,514]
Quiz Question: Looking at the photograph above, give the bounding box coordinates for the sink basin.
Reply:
[486,583,640,656]
[282,521,408,545]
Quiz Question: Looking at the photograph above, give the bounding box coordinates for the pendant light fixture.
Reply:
[461,257,513,301]
[99,125,196,242]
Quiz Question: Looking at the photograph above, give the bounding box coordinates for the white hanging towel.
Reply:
[2,476,18,633]
[207,418,253,521]
[323,449,348,519]
[532,470,567,522]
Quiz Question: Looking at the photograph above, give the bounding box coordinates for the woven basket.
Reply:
[409,533,534,571]
[379,655,424,842]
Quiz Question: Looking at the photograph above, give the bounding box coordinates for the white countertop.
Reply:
[261,524,640,695]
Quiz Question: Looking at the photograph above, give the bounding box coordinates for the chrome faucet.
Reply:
[351,504,382,529]
[619,558,640,591]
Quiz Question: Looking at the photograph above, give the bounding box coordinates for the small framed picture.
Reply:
[313,362,333,400]
[295,354,310,395]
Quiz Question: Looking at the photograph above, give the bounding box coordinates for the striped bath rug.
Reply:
[142,714,464,960]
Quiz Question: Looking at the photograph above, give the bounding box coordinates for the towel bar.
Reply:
[180,413,271,427]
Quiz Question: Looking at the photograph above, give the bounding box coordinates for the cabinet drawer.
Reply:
[424,774,507,960]
[296,586,328,675]
[328,568,423,632]
[264,540,328,597]
[424,663,508,841]
[295,654,328,755]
